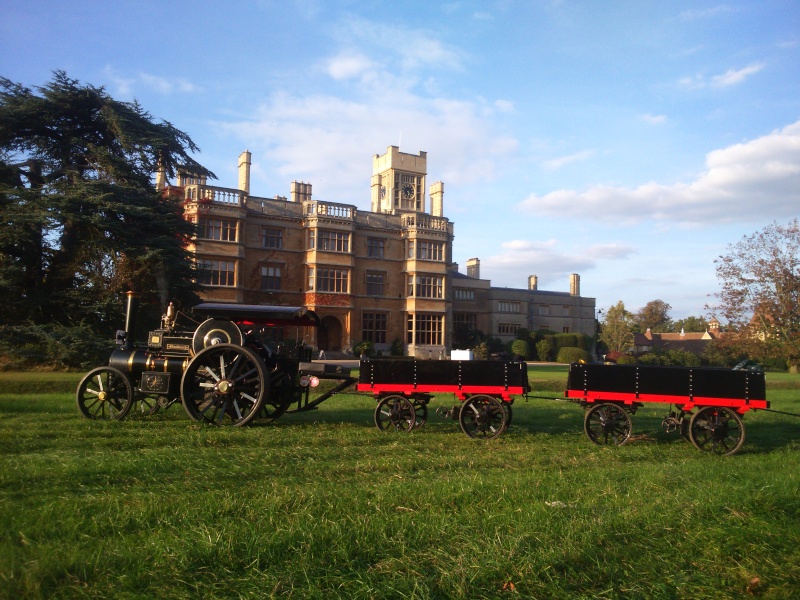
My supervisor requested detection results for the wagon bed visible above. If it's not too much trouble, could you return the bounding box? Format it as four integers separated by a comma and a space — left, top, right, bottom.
357, 359, 529, 399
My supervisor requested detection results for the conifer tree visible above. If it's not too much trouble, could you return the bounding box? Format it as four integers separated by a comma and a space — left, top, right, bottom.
0, 72, 214, 332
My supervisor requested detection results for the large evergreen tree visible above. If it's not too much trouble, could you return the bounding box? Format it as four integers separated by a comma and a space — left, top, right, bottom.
0, 72, 214, 332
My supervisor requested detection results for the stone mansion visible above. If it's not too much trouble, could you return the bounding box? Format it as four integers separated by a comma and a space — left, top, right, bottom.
161, 146, 596, 357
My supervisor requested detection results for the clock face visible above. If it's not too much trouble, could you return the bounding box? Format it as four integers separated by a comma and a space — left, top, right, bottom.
402, 184, 415, 199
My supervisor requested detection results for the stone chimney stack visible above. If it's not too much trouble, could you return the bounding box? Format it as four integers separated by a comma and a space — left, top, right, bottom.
290, 181, 312, 203
466, 258, 480, 279
570, 273, 580, 296
155, 165, 167, 191
528, 275, 538, 291
429, 181, 444, 216
238, 150, 251, 194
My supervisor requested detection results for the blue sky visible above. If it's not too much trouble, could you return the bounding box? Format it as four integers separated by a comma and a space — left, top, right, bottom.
2, 1, 798, 320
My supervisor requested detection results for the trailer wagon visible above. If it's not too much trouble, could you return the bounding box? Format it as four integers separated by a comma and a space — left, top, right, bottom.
356, 358, 530, 439
565, 362, 770, 455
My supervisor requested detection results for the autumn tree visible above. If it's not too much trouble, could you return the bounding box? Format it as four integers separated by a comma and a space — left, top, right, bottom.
711, 219, 800, 371
633, 299, 672, 332
598, 301, 634, 355
0, 72, 214, 332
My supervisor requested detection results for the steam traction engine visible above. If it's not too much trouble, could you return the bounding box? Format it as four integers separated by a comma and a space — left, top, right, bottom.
76, 293, 327, 425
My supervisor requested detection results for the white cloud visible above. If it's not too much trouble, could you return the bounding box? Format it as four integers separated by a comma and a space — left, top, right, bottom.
542, 149, 595, 171
332, 17, 464, 73
479, 239, 635, 287
102, 66, 201, 96
324, 52, 376, 80
222, 89, 517, 202
710, 63, 765, 88
517, 120, 800, 226
678, 5, 735, 21
679, 63, 764, 89
640, 113, 667, 124
494, 99, 515, 113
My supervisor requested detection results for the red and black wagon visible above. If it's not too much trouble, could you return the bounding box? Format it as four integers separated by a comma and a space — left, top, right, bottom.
565, 362, 770, 455
354, 359, 530, 439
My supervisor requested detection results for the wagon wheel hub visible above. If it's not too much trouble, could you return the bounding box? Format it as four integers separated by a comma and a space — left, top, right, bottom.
97, 391, 107, 401
216, 380, 234, 395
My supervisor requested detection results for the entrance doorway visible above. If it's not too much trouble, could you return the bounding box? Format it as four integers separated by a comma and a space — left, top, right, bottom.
317, 316, 342, 351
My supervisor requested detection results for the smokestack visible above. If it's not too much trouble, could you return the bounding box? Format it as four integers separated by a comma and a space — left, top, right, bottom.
528, 275, 538, 291
123, 291, 139, 350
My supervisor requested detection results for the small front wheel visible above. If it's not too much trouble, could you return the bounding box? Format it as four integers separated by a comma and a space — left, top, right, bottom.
584, 403, 632, 446
374, 396, 416, 432
76, 367, 134, 420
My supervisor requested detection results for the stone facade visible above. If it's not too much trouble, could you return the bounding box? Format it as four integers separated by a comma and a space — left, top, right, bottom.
166, 146, 596, 357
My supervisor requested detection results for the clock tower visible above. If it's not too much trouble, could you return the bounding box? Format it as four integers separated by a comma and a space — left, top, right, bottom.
371, 146, 431, 214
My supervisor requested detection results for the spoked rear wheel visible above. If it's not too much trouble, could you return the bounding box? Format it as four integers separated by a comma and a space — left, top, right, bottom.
584, 403, 632, 446
76, 367, 134, 420
459, 395, 508, 439
181, 344, 268, 426
374, 395, 416, 432
689, 406, 745, 456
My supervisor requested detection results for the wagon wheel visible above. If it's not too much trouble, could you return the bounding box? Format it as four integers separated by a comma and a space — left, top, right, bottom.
459, 395, 507, 439
180, 343, 268, 427
374, 396, 416, 432
76, 367, 134, 420
688, 406, 745, 456
584, 403, 632, 446
411, 398, 428, 429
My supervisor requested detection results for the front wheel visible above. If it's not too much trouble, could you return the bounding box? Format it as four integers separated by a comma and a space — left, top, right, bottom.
459, 395, 507, 439
374, 396, 416, 432
689, 406, 745, 456
584, 403, 632, 446
76, 367, 134, 420
181, 344, 268, 426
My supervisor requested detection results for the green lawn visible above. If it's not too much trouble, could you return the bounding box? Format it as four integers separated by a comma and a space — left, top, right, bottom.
1, 368, 799, 599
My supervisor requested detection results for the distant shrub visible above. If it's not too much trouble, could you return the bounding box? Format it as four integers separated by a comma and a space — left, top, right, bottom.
556, 347, 589, 364
390, 338, 404, 356
353, 340, 374, 357
511, 339, 529, 359
473, 341, 489, 360
536, 339, 553, 362
616, 355, 637, 365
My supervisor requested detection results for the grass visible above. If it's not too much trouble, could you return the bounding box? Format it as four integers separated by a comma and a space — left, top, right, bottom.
0, 367, 799, 598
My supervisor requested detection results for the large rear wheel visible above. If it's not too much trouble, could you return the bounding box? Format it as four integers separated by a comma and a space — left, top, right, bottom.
689, 406, 745, 456
181, 344, 268, 426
